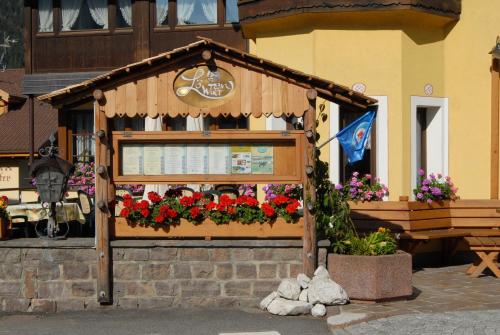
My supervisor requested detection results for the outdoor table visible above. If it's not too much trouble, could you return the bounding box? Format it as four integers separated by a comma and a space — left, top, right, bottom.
7, 202, 85, 224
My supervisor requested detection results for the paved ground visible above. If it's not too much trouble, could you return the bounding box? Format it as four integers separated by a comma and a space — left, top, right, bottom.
0, 308, 331, 335
341, 264, 500, 318
332, 310, 500, 335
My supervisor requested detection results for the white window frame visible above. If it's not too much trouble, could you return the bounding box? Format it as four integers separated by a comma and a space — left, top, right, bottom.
410, 96, 449, 194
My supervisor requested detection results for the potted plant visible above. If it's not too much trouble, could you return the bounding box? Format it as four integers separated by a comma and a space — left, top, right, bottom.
0, 195, 9, 240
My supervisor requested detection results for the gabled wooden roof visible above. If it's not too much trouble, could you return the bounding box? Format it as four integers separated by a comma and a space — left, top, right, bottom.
38, 37, 376, 113
0, 88, 26, 117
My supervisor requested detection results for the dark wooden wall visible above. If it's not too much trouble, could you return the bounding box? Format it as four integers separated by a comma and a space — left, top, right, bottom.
25, 0, 247, 73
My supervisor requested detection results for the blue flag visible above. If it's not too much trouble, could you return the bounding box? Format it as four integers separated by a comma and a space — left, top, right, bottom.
336, 109, 377, 164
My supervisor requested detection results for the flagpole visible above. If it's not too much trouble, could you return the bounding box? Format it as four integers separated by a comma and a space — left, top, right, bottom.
317, 134, 337, 150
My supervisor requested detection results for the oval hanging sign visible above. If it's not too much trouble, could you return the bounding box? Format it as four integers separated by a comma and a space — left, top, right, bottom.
173, 66, 236, 108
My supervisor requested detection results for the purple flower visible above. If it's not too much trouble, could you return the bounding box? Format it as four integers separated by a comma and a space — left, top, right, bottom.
418, 169, 425, 176
429, 173, 436, 180
421, 186, 429, 192
431, 187, 442, 196
427, 199, 433, 205
416, 193, 424, 199
422, 179, 431, 186
335, 184, 343, 190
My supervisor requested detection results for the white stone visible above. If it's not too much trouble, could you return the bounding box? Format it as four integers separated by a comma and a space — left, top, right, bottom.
313, 266, 330, 280
266, 298, 312, 316
298, 289, 308, 302
296, 273, 311, 289
327, 312, 367, 329
277, 279, 301, 300
259, 291, 278, 311
308, 277, 349, 305
311, 304, 327, 317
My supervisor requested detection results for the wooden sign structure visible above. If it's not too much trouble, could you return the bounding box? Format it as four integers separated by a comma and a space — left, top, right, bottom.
38, 37, 376, 303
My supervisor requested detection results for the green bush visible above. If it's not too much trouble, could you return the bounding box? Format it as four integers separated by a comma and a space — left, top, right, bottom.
341, 228, 397, 256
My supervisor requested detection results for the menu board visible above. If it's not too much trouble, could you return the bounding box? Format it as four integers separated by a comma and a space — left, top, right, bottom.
251, 145, 274, 174
208, 145, 231, 174
122, 145, 143, 175
143, 145, 164, 175
231, 146, 252, 174
186, 145, 209, 174
164, 145, 186, 174
121, 143, 273, 176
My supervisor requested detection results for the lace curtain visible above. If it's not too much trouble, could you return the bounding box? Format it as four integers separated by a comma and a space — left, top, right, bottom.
200, 0, 217, 24
118, 0, 132, 26
177, 0, 195, 25
61, 0, 82, 31
87, 0, 108, 28
155, 0, 169, 25
38, 0, 53, 32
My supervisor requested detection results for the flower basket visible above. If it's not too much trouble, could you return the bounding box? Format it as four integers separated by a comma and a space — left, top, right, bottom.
0, 217, 7, 240
111, 216, 304, 238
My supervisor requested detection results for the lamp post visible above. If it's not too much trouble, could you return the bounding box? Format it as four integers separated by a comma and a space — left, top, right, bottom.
31, 134, 74, 238
490, 37, 500, 199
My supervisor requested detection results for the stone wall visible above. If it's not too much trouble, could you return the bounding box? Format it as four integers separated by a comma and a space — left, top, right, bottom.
0, 239, 328, 312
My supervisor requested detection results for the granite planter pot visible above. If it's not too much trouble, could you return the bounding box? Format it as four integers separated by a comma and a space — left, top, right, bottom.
328, 251, 412, 301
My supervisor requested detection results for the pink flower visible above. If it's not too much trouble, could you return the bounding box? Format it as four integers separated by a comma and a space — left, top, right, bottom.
418, 169, 425, 176
365, 174, 372, 180
353, 172, 359, 177
427, 199, 433, 205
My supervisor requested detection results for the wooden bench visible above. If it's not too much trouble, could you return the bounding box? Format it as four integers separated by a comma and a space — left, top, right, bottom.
464, 236, 500, 278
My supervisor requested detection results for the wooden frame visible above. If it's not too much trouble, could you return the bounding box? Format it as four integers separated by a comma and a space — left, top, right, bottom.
111, 130, 304, 184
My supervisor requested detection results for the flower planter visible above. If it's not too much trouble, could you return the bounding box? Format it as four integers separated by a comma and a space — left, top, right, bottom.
111, 216, 304, 238
349, 199, 500, 232
328, 251, 412, 301
0, 217, 7, 240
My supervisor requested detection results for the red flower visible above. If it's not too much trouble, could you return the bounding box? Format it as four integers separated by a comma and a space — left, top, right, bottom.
154, 215, 165, 224
147, 191, 162, 204
216, 203, 225, 211
273, 195, 289, 206
219, 195, 235, 207
245, 197, 259, 207
122, 194, 132, 200
138, 200, 149, 210
159, 205, 170, 216
140, 208, 150, 218
286, 202, 299, 214
119, 208, 130, 217
167, 209, 178, 218
205, 202, 216, 211
193, 192, 203, 201
180, 196, 194, 207
189, 207, 202, 218
227, 207, 236, 215
262, 203, 276, 217
123, 198, 133, 208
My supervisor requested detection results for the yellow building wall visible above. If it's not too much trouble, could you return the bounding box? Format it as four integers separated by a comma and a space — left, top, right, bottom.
245, 0, 500, 200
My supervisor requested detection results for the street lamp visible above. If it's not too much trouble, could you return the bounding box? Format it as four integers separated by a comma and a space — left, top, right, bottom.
31, 134, 74, 238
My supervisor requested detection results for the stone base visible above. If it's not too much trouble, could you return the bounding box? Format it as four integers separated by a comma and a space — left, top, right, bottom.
327, 251, 412, 301
0, 239, 329, 312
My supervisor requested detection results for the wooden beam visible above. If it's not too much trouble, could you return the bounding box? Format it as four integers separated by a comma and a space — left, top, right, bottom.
302, 89, 318, 277
491, 58, 499, 199
95, 101, 112, 304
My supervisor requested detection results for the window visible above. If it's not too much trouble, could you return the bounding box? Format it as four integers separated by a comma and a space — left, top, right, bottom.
206, 116, 248, 130
113, 117, 145, 131
156, 0, 169, 26
177, 0, 217, 25
225, 0, 238, 23
116, 0, 132, 28
38, 0, 54, 32
72, 111, 95, 163
61, 0, 108, 31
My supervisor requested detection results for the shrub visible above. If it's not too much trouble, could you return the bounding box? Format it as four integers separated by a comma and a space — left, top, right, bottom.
341, 228, 397, 256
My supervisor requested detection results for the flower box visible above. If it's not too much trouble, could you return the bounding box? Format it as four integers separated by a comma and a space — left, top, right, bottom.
349, 200, 500, 233
328, 251, 413, 301
111, 216, 304, 238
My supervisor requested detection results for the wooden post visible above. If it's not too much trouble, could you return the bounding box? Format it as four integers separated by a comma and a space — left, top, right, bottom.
94, 94, 112, 304
303, 88, 317, 277
491, 57, 499, 199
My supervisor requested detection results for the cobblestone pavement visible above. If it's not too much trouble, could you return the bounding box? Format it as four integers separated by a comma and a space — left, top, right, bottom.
332, 310, 500, 335
340, 264, 500, 319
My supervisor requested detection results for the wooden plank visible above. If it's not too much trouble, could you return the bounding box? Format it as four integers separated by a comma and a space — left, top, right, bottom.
492, 58, 500, 199
272, 77, 282, 117
112, 217, 304, 238
147, 76, 158, 118
104, 89, 116, 119
115, 86, 126, 117
94, 102, 111, 304
251, 71, 262, 118
157, 73, 168, 116
136, 78, 148, 117
451, 218, 500, 228
240, 68, 252, 117
262, 74, 273, 117
125, 81, 137, 117
302, 89, 317, 277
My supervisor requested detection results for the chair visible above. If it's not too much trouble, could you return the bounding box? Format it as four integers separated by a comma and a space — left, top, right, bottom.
174, 186, 195, 197
218, 188, 239, 200
9, 215, 32, 238
77, 190, 95, 237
